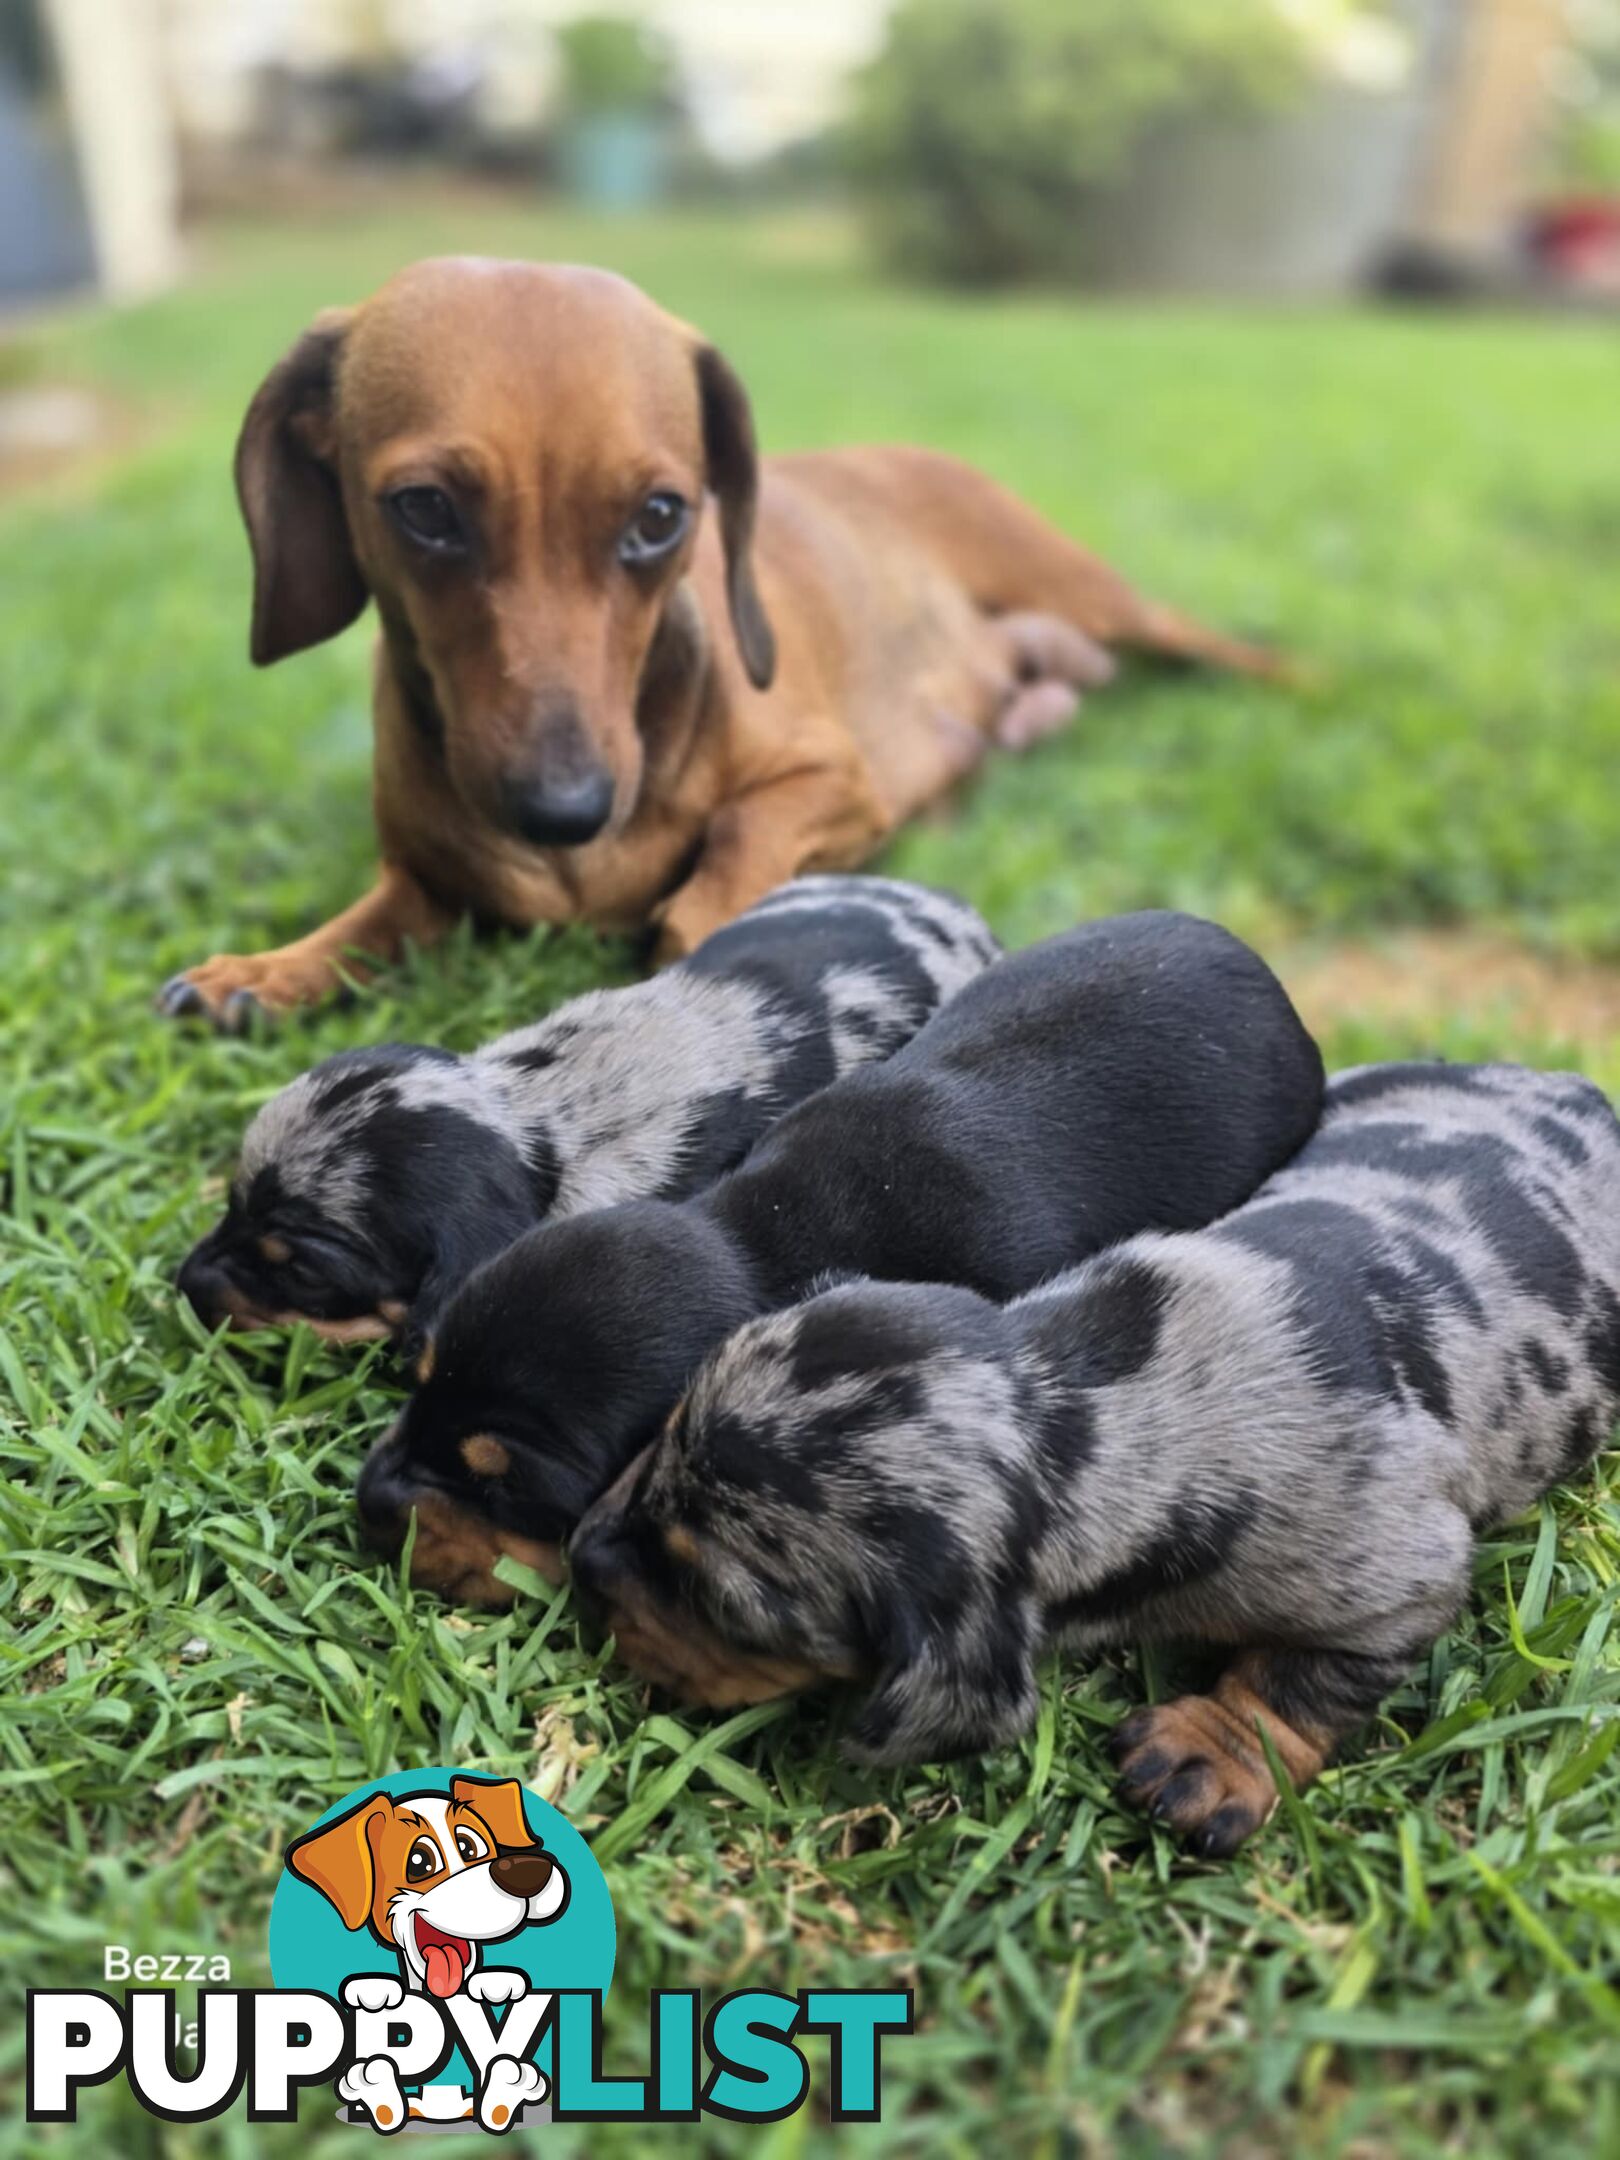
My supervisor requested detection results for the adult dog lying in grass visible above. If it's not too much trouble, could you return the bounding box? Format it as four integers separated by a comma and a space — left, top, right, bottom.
358, 911, 1324, 1603
156, 256, 1277, 1029
177, 875, 995, 1350
569, 1062, 1620, 1854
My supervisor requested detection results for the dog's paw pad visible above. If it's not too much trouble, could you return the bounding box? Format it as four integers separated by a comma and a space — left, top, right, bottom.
479, 2056, 547, 2132
467, 1967, 529, 2005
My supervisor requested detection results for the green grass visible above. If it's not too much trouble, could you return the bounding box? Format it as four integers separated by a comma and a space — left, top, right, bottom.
2, 202, 1618, 2156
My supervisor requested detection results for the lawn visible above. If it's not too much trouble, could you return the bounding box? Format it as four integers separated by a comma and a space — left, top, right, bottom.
1, 199, 1618, 2157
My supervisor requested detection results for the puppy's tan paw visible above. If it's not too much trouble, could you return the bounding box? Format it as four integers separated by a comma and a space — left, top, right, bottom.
1108, 1694, 1314, 1858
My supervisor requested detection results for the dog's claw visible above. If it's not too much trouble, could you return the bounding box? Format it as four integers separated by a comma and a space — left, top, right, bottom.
220, 987, 267, 1035
156, 975, 206, 1020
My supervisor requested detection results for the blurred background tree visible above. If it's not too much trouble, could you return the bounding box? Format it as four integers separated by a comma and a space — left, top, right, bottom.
552, 12, 677, 119
1548, 0, 1620, 188
845, 0, 1311, 284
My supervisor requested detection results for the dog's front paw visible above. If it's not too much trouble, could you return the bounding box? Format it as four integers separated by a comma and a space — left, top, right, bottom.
466, 1967, 529, 2006
478, 2055, 547, 2132
342, 1973, 406, 2013
1109, 1698, 1288, 1858
338, 2054, 408, 2133
155, 952, 291, 1033
155, 947, 350, 1031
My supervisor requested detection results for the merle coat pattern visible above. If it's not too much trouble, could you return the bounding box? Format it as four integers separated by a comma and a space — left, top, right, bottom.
361, 910, 1325, 1599
570, 1061, 1620, 1854
176, 875, 997, 1346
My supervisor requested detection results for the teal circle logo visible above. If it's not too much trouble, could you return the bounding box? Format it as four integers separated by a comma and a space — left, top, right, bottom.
268, 1769, 613, 2128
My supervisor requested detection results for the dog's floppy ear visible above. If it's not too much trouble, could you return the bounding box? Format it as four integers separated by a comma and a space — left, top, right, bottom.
693, 344, 775, 691
452, 1776, 537, 1852
843, 1586, 1040, 1767
284, 1793, 388, 1931
236, 308, 367, 666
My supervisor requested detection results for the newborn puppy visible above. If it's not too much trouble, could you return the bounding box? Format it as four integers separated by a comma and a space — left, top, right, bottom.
572, 1062, 1620, 1853
361, 910, 1324, 1602
177, 874, 997, 1346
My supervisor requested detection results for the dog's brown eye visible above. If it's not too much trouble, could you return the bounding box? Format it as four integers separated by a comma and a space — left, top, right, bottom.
389, 486, 464, 552
619, 491, 688, 566
406, 1836, 441, 1881
454, 1828, 488, 1864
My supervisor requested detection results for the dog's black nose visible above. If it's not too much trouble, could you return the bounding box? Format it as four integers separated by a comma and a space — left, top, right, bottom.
491, 1850, 554, 1900
500, 764, 614, 849
177, 1249, 228, 1326
566, 1519, 630, 1606
356, 1427, 412, 1553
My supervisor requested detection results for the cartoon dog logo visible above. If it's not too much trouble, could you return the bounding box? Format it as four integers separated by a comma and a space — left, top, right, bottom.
286, 1775, 570, 2130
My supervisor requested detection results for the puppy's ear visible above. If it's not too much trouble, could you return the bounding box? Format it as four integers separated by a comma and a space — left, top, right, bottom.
694, 345, 776, 691
284, 1794, 387, 1931
406, 1195, 540, 1358
843, 1588, 1040, 1767
236, 309, 367, 666
452, 1776, 537, 1851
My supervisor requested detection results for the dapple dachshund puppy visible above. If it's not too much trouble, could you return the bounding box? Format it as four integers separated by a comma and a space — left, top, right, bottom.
570, 1062, 1620, 1855
358, 911, 1324, 1603
156, 255, 1278, 1030
177, 874, 995, 1350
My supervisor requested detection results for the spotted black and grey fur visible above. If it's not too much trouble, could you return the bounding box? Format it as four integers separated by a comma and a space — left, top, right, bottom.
177, 875, 997, 1343
571, 1062, 1620, 1854
362, 910, 1324, 1569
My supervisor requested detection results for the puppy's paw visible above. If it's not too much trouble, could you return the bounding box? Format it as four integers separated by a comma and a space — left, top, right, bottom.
1109, 1697, 1289, 1858
154, 949, 347, 1030
466, 1967, 529, 2006
342, 1974, 405, 2014
338, 2054, 408, 2133
478, 2055, 547, 2132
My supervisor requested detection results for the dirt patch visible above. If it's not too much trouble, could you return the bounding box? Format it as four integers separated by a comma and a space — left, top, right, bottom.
0, 382, 137, 498
1284, 929, 1620, 1055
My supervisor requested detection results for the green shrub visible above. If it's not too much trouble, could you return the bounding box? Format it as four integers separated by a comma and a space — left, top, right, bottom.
553, 13, 676, 117
845, 0, 1307, 284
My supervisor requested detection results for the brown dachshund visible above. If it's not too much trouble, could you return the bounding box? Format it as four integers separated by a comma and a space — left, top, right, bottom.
159, 257, 1278, 1027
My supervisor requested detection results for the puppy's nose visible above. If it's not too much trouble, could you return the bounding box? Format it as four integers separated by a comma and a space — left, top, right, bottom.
356, 1426, 412, 1555
491, 1850, 554, 1900
177, 1249, 228, 1326
567, 1519, 630, 1607
499, 764, 614, 848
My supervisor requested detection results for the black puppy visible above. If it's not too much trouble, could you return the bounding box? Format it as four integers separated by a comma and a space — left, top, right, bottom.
569, 1062, 1620, 1853
360, 910, 1324, 1602
177, 875, 997, 1346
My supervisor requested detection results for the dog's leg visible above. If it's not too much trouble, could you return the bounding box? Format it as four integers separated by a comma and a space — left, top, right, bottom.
652, 760, 890, 962
156, 863, 456, 1032
1107, 1645, 1405, 1857
991, 612, 1117, 750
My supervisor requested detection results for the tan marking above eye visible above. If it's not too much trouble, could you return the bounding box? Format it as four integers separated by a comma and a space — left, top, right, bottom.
415, 1338, 437, 1384
663, 1524, 702, 1566
461, 1434, 511, 1478
258, 1234, 293, 1265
